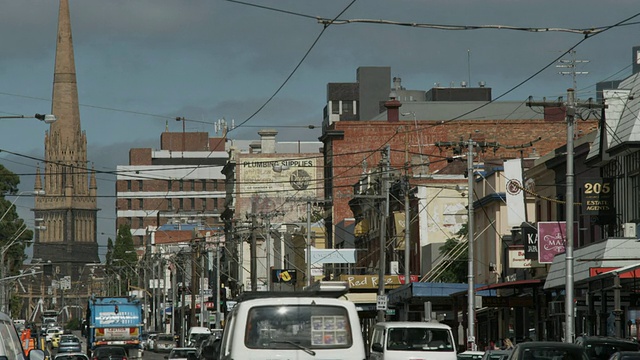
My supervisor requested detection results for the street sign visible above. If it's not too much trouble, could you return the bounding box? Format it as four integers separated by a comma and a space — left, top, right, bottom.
376, 295, 387, 310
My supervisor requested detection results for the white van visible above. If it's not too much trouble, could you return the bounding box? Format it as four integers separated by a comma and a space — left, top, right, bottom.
218, 295, 366, 360
370, 321, 457, 360
187, 326, 211, 347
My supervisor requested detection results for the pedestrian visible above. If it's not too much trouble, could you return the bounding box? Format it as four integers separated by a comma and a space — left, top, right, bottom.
503, 338, 514, 350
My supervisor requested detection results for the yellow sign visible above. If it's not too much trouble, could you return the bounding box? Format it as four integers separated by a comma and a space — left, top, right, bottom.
238, 157, 317, 198
339, 275, 405, 290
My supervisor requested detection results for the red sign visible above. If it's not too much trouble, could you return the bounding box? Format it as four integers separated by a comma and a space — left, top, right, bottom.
397, 275, 420, 284
589, 267, 640, 278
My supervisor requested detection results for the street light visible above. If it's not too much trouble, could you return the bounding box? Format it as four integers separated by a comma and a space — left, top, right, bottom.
0, 113, 57, 124
0, 190, 45, 224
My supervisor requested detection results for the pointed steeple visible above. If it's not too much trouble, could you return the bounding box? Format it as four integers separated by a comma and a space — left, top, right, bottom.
50, 0, 81, 143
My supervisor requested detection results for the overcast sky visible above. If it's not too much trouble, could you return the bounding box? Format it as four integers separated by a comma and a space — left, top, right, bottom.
1, 0, 638, 259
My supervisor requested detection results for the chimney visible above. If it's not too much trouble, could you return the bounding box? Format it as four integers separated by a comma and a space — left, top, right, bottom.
258, 129, 278, 154
385, 90, 402, 122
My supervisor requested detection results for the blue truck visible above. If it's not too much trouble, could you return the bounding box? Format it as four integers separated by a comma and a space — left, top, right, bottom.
86, 296, 144, 358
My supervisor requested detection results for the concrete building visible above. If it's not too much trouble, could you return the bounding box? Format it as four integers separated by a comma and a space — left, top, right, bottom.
33, 0, 100, 277
222, 130, 324, 294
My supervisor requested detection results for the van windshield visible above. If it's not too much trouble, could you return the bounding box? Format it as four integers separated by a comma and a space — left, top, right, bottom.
244, 305, 352, 350
386, 327, 454, 352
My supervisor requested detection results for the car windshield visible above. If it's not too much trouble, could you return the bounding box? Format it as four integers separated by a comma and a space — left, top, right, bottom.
244, 304, 353, 350
159, 334, 175, 341
55, 356, 88, 360
386, 327, 455, 351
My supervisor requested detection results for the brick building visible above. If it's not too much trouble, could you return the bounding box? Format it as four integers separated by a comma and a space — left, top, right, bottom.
115, 131, 227, 247
320, 68, 599, 279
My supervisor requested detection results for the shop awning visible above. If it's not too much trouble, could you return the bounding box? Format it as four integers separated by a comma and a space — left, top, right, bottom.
475, 279, 544, 292
544, 238, 640, 290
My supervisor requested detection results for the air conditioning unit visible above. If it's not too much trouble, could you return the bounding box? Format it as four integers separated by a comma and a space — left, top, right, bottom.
622, 223, 638, 238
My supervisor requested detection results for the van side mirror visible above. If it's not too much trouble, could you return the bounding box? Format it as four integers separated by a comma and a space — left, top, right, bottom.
372, 343, 384, 352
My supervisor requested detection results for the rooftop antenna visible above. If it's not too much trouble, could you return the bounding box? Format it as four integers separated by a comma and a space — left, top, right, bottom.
557, 50, 589, 90
467, 49, 471, 86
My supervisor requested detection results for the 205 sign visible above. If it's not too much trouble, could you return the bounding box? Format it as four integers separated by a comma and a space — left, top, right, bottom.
581, 178, 614, 216
583, 181, 611, 194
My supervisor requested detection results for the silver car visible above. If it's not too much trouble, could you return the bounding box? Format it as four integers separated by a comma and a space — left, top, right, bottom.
154, 333, 176, 353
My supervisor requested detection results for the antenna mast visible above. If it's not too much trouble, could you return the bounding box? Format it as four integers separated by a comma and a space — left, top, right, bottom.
557, 50, 589, 90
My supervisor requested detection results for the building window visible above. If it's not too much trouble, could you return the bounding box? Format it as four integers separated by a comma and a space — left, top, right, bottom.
213, 198, 218, 210
127, 199, 132, 209
191, 180, 196, 191
138, 217, 144, 228
202, 198, 207, 211
331, 100, 339, 114
127, 180, 132, 191
138, 198, 144, 209
190, 198, 195, 210
179, 180, 184, 191
168, 180, 172, 191
179, 198, 184, 210
342, 101, 353, 114
167, 198, 172, 210
201, 180, 207, 191
213, 180, 218, 190
138, 180, 143, 191
632, 174, 640, 221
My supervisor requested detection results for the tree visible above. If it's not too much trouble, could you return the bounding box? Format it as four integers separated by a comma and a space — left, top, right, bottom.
106, 224, 138, 295
434, 224, 468, 283
0, 164, 33, 277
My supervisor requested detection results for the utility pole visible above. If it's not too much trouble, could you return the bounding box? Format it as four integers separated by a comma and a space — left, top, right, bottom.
466, 138, 476, 350
249, 213, 258, 291
307, 200, 312, 288
377, 145, 390, 322
435, 137, 478, 350
527, 89, 605, 343
404, 131, 411, 284
259, 211, 284, 291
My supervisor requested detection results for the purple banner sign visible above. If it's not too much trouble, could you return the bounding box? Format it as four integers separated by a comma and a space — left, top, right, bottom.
537, 221, 567, 264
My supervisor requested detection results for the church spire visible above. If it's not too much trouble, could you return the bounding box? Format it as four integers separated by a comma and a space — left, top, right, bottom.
50, 0, 81, 143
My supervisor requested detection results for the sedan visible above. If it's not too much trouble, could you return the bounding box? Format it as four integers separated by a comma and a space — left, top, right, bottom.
608, 352, 640, 360
155, 333, 176, 353
509, 341, 589, 360
57, 335, 82, 353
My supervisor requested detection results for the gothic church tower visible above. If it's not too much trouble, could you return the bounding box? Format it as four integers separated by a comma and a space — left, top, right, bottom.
33, 0, 100, 277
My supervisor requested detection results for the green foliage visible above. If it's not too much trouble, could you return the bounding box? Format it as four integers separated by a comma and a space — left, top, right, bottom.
66, 318, 81, 330
105, 224, 138, 294
434, 223, 468, 283
0, 165, 33, 277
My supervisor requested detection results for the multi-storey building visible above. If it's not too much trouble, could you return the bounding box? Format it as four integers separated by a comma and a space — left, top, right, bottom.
115, 131, 227, 247
222, 129, 324, 293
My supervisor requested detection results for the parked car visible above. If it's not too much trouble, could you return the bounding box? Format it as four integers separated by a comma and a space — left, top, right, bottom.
197, 334, 222, 360
458, 351, 486, 360
54, 352, 89, 360
370, 321, 457, 360
147, 333, 159, 351
482, 349, 512, 360
575, 336, 640, 360
155, 333, 176, 353
509, 341, 588, 360
91, 346, 128, 360
58, 335, 82, 353
167, 347, 198, 360
608, 352, 640, 360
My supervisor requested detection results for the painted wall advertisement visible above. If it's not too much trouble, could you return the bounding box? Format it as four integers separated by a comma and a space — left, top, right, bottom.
537, 221, 578, 264
239, 157, 317, 198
